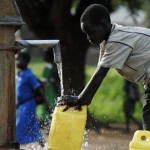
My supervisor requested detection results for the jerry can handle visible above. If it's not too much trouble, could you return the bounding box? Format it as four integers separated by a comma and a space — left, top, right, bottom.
133, 130, 150, 142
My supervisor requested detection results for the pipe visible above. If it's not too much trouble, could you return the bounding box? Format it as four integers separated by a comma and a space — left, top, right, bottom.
15, 40, 62, 63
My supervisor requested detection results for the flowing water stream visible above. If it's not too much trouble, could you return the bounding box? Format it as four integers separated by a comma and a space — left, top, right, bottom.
56, 62, 64, 96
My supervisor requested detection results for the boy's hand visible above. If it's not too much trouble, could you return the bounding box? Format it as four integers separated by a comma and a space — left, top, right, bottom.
57, 95, 79, 106
57, 95, 82, 111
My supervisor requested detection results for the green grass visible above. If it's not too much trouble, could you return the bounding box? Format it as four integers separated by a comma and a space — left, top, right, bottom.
29, 59, 143, 124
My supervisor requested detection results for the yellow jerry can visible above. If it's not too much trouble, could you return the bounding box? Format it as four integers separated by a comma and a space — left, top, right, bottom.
129, 130, 150, 150
48, 105, 87, 150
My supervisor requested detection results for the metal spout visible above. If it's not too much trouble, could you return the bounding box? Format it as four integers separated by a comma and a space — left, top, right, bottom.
15, 40, 62, 63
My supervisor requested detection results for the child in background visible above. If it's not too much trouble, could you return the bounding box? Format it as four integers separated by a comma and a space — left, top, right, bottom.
123, 80, 142, 133
36, 49, 60, 127
58, 4, 150, 131
15, 51, 44, 146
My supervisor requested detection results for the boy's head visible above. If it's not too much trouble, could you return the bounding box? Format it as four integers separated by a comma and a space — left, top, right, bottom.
80, 4, 111, 45
15, 51, 31, 70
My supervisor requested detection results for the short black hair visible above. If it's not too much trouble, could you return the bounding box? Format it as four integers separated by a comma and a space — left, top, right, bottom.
80, 4, 111, 25
18, 51, 31, 64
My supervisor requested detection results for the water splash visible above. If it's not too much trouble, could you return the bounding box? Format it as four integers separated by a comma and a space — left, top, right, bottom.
81, 130, 89, 150
20, 142, 48, 150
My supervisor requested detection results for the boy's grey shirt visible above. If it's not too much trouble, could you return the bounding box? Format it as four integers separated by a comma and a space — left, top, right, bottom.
98, 23, 150, 85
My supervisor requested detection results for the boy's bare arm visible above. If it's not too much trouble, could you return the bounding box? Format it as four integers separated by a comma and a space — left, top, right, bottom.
78, 66, 109, 105
58, 66, 110, 108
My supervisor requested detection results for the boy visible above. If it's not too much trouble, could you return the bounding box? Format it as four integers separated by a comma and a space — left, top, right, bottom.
15, 51, 44, 145
59, 4, 150, 131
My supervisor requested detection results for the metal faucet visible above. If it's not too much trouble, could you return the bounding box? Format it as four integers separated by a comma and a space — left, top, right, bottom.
15, 40, 62, 63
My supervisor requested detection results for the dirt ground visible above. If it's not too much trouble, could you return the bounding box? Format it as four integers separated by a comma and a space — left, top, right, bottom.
20, 123, 138, 150
81, 123, 137, 150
